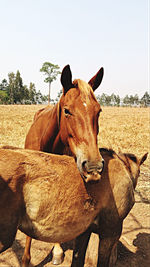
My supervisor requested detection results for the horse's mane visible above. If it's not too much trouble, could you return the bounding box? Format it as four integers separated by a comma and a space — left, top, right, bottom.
99, 148, 116, 159
100, 148, 138, 165
73, 79, 96, 100
121, 153, 137, 163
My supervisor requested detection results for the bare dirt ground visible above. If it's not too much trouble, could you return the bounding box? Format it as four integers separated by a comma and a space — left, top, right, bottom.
0, 105, 149, 267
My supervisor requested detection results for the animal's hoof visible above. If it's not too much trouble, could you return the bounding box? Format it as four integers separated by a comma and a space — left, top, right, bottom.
52, 245, 64, 265
52, 254, 64, 265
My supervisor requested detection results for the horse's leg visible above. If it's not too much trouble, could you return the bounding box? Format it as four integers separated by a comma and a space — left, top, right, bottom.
97, 235, 120, 267
52, 243, 64, 265
109, 242, 118, 267
22, 236, 32, 267
0, 226, 17, 253
71, 229, 91, 267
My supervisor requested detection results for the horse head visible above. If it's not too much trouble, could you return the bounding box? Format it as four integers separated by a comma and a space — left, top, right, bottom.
53, 65, 104, 182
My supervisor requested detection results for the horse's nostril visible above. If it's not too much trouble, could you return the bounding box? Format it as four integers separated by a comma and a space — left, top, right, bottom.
98, 159, 104, 174
82, 160, 87, 172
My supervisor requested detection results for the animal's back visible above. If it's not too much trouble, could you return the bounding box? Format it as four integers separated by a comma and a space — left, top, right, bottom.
0, 147, 99, 244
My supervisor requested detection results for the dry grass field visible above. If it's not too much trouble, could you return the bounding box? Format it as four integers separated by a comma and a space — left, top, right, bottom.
0, 105, 150, 267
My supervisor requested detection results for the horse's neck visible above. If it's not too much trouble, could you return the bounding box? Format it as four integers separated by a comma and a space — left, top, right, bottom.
41, 103, 72, 156
52, 133, 72, 156
39, 104, 59, 153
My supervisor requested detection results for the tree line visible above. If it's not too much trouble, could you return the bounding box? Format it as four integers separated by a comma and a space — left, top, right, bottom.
96, 92, 150, 107
0, 70, 47, 104
54, 90, 150, 107
0, 62, 60, 105
0, 61, 149, 107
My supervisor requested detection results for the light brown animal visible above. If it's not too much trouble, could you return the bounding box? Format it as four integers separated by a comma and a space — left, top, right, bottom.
24, 64, 104, 266
0, 147, 147, 267
70, 148, 148, 267
0, 146, 104, 259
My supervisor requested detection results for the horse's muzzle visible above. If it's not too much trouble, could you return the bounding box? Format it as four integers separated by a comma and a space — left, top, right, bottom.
80, 159, 104, 183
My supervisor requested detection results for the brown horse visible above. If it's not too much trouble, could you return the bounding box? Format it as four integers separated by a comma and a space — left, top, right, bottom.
0, 147, 112, 258
25, 64, 104, 182
23, 64, 104, 266
70, 148, 148, 267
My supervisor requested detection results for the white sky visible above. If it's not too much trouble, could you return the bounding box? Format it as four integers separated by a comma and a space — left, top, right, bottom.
0, 0, 149, 99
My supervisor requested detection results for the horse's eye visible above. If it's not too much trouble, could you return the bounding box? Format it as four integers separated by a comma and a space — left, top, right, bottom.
64, 108, 72, 116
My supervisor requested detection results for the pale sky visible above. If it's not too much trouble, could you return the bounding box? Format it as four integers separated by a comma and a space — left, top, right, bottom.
0, 0, 149, 100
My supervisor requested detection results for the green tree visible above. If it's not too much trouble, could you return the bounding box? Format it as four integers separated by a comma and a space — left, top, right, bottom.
0, 90, 8, 104
8, 72, 15, 104
129, 95, 135, 106
140, 92, 150, 107
105, 95, 112, 106
7, 71, 27, 103
123, 95, 130, 106
28, 82, 36, 104
0, 71, 48, 104
14, 70, 25, 103
55, 89, 62, 103
97, 93, 107, 106
0, 79, 9, 103
115, 95, 120, 106
40, 62, 61, 104
133, 94, 139, 106
110, 93, 120, 106
0, 79, 8, 91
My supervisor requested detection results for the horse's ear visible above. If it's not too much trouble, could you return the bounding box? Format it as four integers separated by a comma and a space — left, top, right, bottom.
140, 153, 148, 166
88, 67, 104, 91
61, 65, 74, 95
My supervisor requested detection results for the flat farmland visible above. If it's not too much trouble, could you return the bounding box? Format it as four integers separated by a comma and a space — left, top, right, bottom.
0, 105, 150, 267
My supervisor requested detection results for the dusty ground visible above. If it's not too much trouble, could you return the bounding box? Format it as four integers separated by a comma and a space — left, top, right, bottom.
0, 105, 150, 267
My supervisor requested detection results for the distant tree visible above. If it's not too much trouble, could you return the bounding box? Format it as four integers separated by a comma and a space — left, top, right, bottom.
25, 83, 47, 104
129, 95, 135, 106
55, 89, 62, 103
8, 72, 15, 104
40, 62, 61, 104
97, 93, 107, 106
0, 90, 8, 104
123, 95, 130, 106
35, 90, 44, 104
140, 91, 150, 107
105, 95, 111, 106
0, 71, 47, 104
133, 94, 139, 106
0, 79, 9, 103
7, 71, 27, 103
115, 95, 120, 106
28, 82, 36, 104
41, 94, 48, 103
14, 70, 25, 103
110, 93, 120, 106
0, 79, 8, 91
